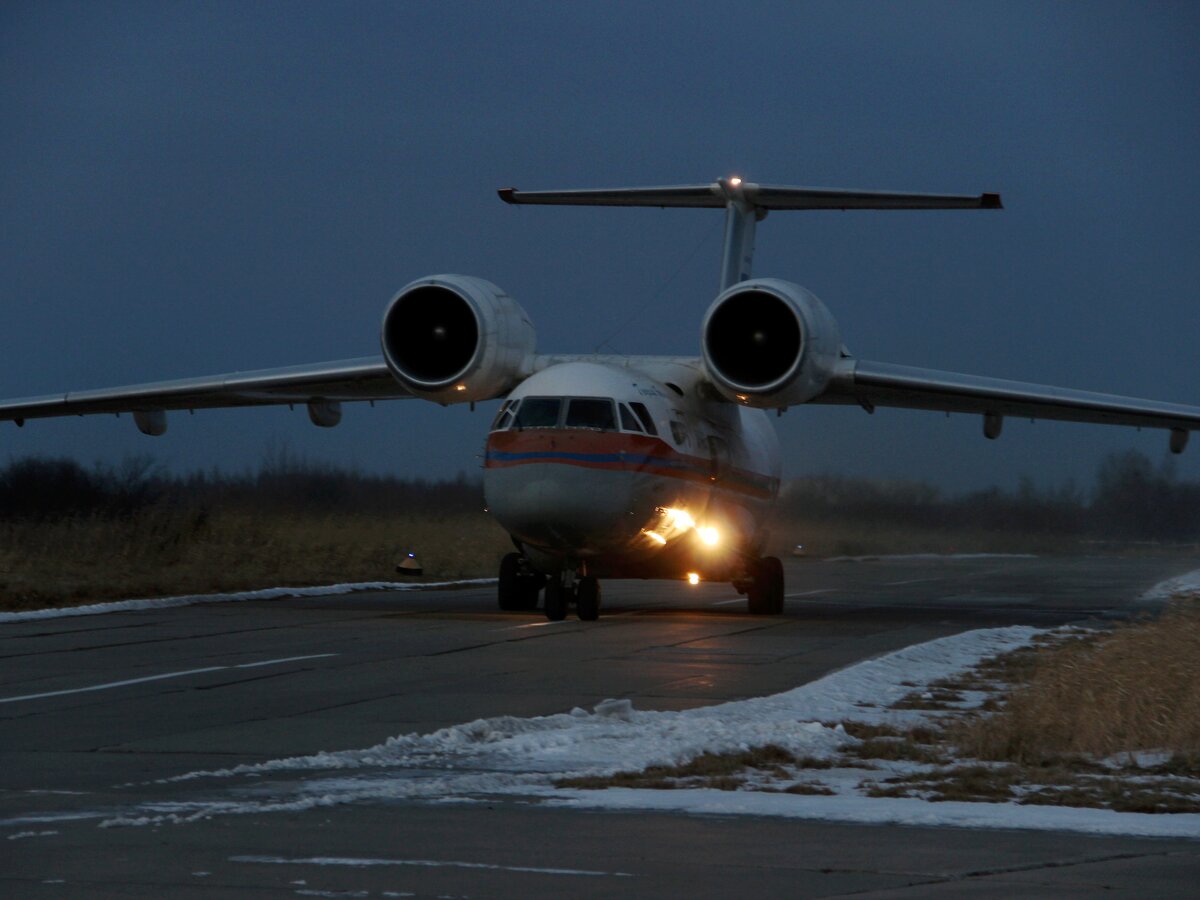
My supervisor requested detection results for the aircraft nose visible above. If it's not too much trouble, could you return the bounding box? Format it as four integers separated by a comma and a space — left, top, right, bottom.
484, 465, 637, 555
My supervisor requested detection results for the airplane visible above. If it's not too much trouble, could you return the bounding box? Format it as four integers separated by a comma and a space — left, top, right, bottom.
5, 177, 1200, 622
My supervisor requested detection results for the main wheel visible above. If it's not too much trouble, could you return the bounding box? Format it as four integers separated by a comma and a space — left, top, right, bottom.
576, 575, 601, 621
518, 572, 545, 610
747, 556, 785, 615
764, 555, 785, 615
497, 552, 522, 611
544, 579, 568, 621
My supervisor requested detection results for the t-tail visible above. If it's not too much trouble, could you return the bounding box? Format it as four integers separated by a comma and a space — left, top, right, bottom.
499, 178, 1002, 291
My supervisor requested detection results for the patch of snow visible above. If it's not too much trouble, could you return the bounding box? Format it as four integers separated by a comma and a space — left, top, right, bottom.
1140, 567, 1200, 604
0, 579, 497, 624
826, 553, 1037, 563
544, 786, 1200, 839
6, 830, 58, 840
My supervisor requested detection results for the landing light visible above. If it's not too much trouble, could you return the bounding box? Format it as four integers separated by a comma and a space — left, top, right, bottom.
643, 530, 667, 546
729, 176, 742, 187
697, 526, 719, 546
454, 384, 467, 392
687, 572, 701, 585
661, 507, 695, 531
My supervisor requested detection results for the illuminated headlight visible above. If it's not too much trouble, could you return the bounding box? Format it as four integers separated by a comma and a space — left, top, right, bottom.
661, 507, 696, 531
697, 526, 719, 546
686, 572, 701, 585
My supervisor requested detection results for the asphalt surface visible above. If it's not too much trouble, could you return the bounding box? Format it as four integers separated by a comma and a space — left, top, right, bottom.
3, 554, 1200, 897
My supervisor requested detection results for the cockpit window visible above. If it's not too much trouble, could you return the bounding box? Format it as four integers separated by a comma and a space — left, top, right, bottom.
490, 399, 519, 432
513, 398, 561, 429
629, 401, 658, 436
565, 398, 616, 431
619, 403, 643, 433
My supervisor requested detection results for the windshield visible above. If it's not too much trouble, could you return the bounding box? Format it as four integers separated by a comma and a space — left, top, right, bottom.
564, 398, 616, 431
512, 398, 561, 428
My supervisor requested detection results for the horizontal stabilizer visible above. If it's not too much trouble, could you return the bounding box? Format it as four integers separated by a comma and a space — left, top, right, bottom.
499, 180, 1001, 211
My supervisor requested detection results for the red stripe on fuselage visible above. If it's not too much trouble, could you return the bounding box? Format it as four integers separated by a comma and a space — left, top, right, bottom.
484, 430, 777, 500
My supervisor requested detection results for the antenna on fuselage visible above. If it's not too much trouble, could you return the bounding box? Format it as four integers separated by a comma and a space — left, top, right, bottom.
498, 179, 1002, 292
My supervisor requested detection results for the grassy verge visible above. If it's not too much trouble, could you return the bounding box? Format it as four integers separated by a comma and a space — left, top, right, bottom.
953, 603, 1200, 762
552, 600, 1200, 813
0, 506, 512, 612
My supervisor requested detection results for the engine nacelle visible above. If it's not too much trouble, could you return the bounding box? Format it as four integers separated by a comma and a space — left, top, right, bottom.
381, 275, 536, 404
701, 278, 842, 408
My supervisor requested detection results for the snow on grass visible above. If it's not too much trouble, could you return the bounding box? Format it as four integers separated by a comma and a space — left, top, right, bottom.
1140, 568, 1200, 604
0, 579, 498, 624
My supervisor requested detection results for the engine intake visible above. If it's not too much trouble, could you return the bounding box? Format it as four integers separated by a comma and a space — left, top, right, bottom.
701, 278, 842, 408
381, 275, 535, 403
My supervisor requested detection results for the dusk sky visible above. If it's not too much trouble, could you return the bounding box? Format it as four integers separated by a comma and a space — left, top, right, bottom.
2, 1, 1198, 492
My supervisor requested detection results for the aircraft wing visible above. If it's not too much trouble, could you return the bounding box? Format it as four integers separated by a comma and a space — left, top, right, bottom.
0, 356, 407, 427
815, 358, 1200, 438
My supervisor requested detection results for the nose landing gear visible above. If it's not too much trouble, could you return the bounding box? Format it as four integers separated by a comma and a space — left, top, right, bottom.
543, 567, 601, 622
499, 553, 603, 621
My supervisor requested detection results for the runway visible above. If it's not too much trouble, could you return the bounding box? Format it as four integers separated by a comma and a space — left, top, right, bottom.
3, 555, 1200, 897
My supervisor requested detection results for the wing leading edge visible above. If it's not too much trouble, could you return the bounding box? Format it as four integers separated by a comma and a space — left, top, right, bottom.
0, 357, 407, 426
816, 358, 1200, 448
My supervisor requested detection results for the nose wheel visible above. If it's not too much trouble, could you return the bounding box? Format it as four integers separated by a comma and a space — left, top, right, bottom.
542, 571, 602, 621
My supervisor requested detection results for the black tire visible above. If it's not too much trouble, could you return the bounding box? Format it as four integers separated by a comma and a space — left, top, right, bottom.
518, 573, 544, 611
764, 555, 785, 615
747, 557, 785, 615
498, 552, 522, 611
576, 575, 601, 621
544, 579, 568, 621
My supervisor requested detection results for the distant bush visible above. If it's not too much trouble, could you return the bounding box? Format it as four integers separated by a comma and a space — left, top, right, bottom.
777, 450, 1200, 546
0, 452, 484, 522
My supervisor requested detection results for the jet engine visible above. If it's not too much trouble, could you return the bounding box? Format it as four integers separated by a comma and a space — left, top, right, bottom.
700, 278, 842, 408
381, 275, 536, 404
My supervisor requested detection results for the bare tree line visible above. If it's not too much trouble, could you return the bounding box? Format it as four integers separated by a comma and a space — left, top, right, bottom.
1, 449, 1197, 541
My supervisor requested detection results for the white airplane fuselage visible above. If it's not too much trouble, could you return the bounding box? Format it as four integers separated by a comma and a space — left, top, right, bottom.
483, 359, 781, 582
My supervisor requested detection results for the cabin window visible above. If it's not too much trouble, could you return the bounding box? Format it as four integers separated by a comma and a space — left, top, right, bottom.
629, 401, 658, 436
619, 403, 644, 433
513, 398, 561, 429
564, 398, 616, 431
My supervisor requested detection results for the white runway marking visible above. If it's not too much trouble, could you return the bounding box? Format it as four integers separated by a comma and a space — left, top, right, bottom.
230, 854, 635, 877
710, 598, 746, 606
884, 578, 943, 586
0, 654, 337, 705
502, 620, 569, 630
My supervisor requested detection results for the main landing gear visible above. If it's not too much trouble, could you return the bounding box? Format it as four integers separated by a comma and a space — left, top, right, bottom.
497, 552, 543, 611
743, 556, 785, 615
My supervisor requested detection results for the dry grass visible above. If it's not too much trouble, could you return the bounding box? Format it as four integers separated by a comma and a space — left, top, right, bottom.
0, 506, 512, 611
953, 603, 1200, 764
554, 745, 822, 792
